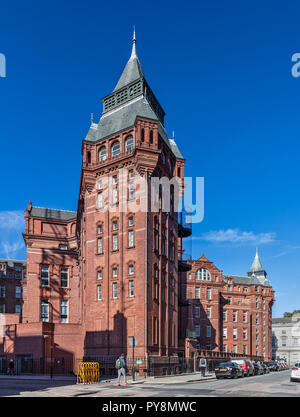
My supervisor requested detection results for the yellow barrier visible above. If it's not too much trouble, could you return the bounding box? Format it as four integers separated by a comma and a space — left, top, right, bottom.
77, 362, 100, 384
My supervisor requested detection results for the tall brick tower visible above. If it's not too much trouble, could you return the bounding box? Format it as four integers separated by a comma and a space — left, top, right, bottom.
77, 31, 185, 359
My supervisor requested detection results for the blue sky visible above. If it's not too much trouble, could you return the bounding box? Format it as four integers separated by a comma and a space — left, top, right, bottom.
0, 0, 300, 317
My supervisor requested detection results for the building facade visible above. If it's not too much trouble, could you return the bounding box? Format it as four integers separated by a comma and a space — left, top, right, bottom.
0, 259, 26, 314
0, 34, 275, 373
179, 250, 275, 360
272, 315, 300, 366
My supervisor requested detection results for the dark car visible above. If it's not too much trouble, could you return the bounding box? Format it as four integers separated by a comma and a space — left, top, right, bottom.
267, 362, 279, 372
261, 363, 270, 374
215, 362, 244, 379
252, 362, 264, 375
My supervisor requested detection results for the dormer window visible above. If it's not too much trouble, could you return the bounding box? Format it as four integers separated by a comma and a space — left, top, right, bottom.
125, 136, 134, 152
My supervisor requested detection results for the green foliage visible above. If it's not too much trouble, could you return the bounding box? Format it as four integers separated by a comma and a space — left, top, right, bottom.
283, 310, 300, 317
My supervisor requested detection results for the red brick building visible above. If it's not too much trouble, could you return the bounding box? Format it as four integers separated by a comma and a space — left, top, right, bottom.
0, 34, 275, 374
179, 250, 275, 360
0, 259, 26, 314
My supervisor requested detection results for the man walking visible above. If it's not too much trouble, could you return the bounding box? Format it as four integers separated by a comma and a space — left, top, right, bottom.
8, 359, 14, 376
199, 357, 207, 377
116, 353, 128, 386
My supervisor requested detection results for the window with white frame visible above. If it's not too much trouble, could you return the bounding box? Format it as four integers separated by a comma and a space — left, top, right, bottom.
97, 237, 103, 254
223, 310, 227, 321
128, 216, 134, 227
60, 268, 69, 288
111, 141, 120, 157
195, 268, 211, 281
60, 300, 68, 323
243, 345, 247, 354
41, 300, 49, 322
99, 146, 106, 162
243, 328, 247, 340
243, 287, 248, 293
128, 230, 134, 247
129, 280, 134, 297
233, 311, 237, 322
129, 264, 134, 275
223, 327, 227, 338
243, 311, 247, 323
112, 234, 118, 251
41, 266, 49, 287
128, 181, 134, 200
112, 282, 118, 299
97, 270, 102, 280
112, 267, 118, 278
97, 192, 103, 209
207, 306, 211, 318
15, 286, 21, 298
233, 328, 237, 339
233, 345, 237, 353
125, 136, 134, 152
112, 220, 118, 231
195, 287, 200, 299
97, 224, 103, 234
206, 288, 212, 300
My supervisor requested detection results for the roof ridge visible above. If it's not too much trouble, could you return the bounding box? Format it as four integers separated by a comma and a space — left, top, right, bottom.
32, 206, 76, 213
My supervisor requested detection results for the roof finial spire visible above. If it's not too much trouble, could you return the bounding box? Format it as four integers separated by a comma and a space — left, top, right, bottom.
172, 129, 175, 140
130, 25, 137, 59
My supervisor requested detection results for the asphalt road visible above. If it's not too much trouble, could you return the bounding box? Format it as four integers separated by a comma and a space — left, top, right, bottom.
0, 370, 298, 397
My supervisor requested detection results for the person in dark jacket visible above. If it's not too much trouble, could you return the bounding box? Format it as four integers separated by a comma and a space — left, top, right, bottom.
116, 353, 128, 386
8, 359, 14, 376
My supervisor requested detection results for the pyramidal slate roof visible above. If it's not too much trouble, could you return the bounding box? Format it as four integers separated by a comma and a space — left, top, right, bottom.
84, 32, 184, 160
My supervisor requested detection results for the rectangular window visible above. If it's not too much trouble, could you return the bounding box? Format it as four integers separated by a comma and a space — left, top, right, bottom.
195, 325, 200, 337
60, 268, 69, 288
112, 221, 118, 231
223, 310, 227, 321
207, 306, 211, 319
233, 345, 237, 353
97, 285, 102, 301
243, 287, 248, 293
0, 286, 5, 298
161, 286, 165, 302
128, 182, 134, 200
60, 300, 68, 323
128, 230, 134, 247
97, 270, 102, 280
223, 328, 227, 338
97, 237, 103, 254
41, 266, 49, 287
0, 304, 5, 313
243, 345, 247, 354
129, 280, 134, 297
243, 312, 247, 323
233, 328, 237, 340
233, 311, 237, 322
129, 169, 134, 180
98, 224, 103, 234
112, 267, 118, 278
15, 286, 21, 298
112, 282, 117, 299
15, 305, 21, 314
112, 234, 118, 251
129, 265, 134, 275
97, 192, 103, 209
243, 328, 247, 340
41, 300, 49, 322
223, 345, 227, 352
206, 325, 211, 337
112, 181, 118, 204
207, 288, 211, 300
195, 287, 200, 299
195, 306, 200, 318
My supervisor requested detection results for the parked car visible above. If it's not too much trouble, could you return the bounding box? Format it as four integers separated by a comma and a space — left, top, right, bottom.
267, 362, 279, 371
261, 363, 270, 374
290, 363, 300, 382
215, 362, 244, 379
252, 362, 264, 375
232, 358, 254, 376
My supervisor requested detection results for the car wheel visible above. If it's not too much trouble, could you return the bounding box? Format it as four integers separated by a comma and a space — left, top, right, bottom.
216, 376, 220, 379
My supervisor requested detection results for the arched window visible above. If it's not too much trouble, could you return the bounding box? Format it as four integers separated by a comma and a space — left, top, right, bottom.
195, 268, 211, 281
125, 136, 134, 152
111, 141, 120, 157
99, 146, 106, 162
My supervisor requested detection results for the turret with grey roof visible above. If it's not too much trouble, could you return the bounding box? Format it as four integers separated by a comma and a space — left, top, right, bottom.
84, 30, 184, 160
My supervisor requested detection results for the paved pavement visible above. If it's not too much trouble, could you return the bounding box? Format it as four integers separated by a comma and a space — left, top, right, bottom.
0, 370, 297, 397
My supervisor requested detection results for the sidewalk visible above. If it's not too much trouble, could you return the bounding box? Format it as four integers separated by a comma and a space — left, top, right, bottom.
143, 372, 215, 384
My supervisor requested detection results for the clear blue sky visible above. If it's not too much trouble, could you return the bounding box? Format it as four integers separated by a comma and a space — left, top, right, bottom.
0, 0, 300, 317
